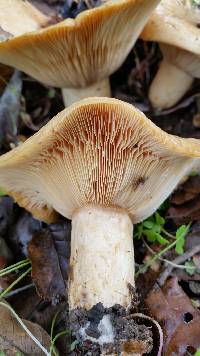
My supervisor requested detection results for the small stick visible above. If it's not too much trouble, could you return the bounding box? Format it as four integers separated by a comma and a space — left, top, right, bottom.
5, 283, 34, 298
157, 244, 200, 286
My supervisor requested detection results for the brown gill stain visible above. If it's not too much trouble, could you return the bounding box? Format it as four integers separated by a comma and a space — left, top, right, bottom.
132, 176, 148, 190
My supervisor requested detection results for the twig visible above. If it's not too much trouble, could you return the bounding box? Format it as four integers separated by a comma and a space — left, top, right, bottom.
158, 244, 200, 286
5, 283, 34, 298
0, 267, 32, 299
136, 238, 178, 277
142, 238, 196, 269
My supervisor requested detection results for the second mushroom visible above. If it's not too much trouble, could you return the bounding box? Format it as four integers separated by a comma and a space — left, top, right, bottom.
141, 0, 200, 109
0, 0, 160, 106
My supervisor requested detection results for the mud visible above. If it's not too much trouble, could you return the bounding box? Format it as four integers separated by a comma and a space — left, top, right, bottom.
69, 302, 153, 355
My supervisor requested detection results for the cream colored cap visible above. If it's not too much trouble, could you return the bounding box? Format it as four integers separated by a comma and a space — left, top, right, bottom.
0, 0, 48, 39
141, 0, 200, 56
0, 97, 200, 223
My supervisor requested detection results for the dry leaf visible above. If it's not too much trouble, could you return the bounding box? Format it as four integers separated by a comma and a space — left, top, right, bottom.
28, 222, 70, 302
0, 302, 51, 355
168, 176, 200, 224
145, 277, 200, 355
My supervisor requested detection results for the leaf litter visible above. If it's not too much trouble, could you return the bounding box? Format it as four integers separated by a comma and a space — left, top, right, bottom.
0, 301, 51, 355
145, 278, 200, 355
28, 221, 71, 303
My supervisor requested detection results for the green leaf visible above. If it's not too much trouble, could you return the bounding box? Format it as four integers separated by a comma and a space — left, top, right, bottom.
143, 218, 161, 233
191, 0, 200, 7
135, 224, 143, 239
143, 230, 168, 244
151, 223, 161, 233
143, 229, 157, 242
189, 170, 198, 176
143, 220, 155, 229
175, 224, 189, 255
0, 187, 6, 196
195, 349, 200, 356
175, 238, 185, 255
155, 212, 165, 227
47, 88, 56, 99
185, 261, 196, 276
156, 234, 169, 245
176, 225, 188, 239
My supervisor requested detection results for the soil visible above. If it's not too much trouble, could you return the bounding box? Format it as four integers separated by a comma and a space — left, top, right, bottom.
69, 303, 153, 355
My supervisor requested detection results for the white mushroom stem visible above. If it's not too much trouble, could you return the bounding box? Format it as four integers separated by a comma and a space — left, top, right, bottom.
149, 59, 193, 109
62, 78, 111, 107
69, 206, 135, 311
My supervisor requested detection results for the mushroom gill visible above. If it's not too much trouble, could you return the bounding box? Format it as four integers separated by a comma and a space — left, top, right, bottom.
0, 0, 160, 105
0, 97, 199, 223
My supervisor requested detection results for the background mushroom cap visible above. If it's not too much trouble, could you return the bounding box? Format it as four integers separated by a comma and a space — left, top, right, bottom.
140, 0, 200, 56
160, 44, 200, 78
0, 0, 48, 39
0, 0, 160, 88
0, 97, 200, 223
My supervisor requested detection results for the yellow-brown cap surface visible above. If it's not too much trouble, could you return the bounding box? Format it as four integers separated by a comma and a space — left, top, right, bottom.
0, 97, 200, 223
0, 0, 160, 88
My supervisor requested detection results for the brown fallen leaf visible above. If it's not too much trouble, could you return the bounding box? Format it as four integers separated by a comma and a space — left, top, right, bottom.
28, 222, 70, 303
171, 176, 200, 205
0, 301, 51, 355
168, 175, 200, 224
145, 277, 200, 355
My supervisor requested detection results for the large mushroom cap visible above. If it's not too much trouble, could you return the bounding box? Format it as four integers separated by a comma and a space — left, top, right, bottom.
0, 97, 200, 223
0, 0, 160, 88
141, 0, 200, 56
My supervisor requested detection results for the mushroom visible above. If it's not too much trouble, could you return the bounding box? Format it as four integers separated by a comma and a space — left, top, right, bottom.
0, 0, 160, 106
0, 97, 200, 350
0, 0, 49, 39
140, 0, 200, 109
